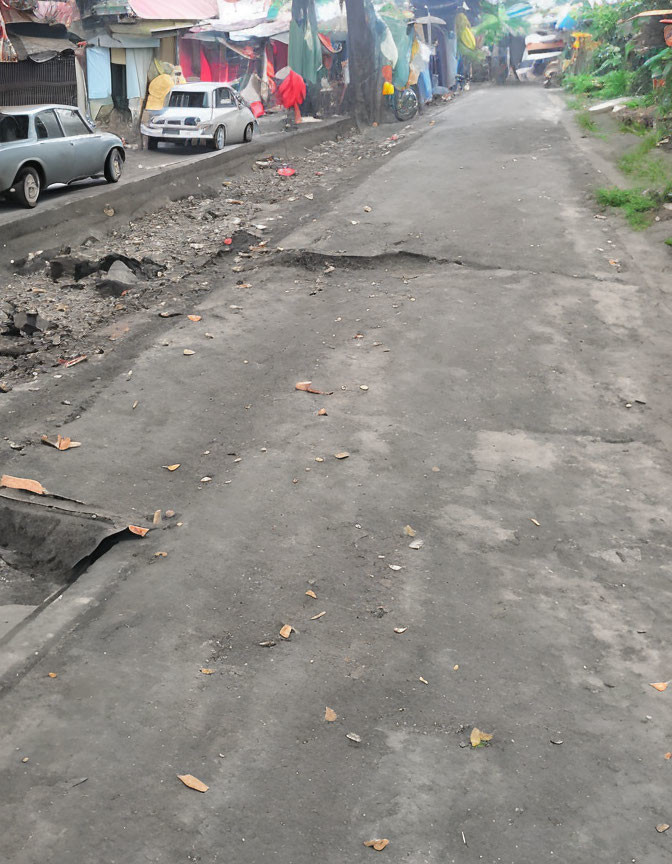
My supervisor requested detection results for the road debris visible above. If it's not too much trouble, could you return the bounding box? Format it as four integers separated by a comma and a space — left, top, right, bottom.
388, 564, 402, 571
279, 624, 293, 639
187, 315, 202, 322
183, 349, 196, 356
334, 452, 350, 459
419, 676, 429, 685
325, 706, 337, 722
200, 668, 215, 675
41, 435, 81, 451
163, 464, 180, 471
296, 380, 333, 395
408, 539, 424, 550
364, 839, 389, 851
394, 627, 408, 634
305, 590, 318, 598
656, 824, 670, 833
403, 525, 416, 537
311, 611, 327, 620
177, 774, 209, 793
259, 640, 276, 647
1, 474, 46, 495
346, 732, 362, 743
650, 682, 669, 692
128, 525, 149, 537
530, 518, 540, 526
470, 728, 493, 747
317, 408, 328, 416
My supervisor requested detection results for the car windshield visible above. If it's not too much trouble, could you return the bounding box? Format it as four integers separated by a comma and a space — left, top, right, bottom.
0, 113, 29, 143
169, 91, 209, 108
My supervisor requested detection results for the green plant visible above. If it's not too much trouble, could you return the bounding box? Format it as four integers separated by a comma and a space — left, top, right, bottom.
577, 111, 598, 132
595, 186, 659, 229
473, 0, 528, 44
601, 69, 634, 98
665, 237, 672, 247
564, 73, 600, 94
618, 133, 672, 185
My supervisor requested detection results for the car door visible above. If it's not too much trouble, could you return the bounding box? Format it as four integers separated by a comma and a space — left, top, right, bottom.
214, 87, 239, 140
53, 108, 102, 180
33, 109, 72, 185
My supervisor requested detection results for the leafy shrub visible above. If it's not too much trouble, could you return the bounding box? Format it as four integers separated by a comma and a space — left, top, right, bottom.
600, 69, 635, 98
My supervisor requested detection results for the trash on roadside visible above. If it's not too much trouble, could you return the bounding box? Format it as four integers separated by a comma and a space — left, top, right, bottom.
317, 408, 328, 416
128, 525, 149, 537
656, 824, 670, 833
470, 727, 493, 747
279, 624, 293, 639
259, 640, 276, 647
388, 564, 402, 571
200, 668, 215, 675
394, 627, 407, 634
419, 676, 429, 685
403, 525, 416, 537
305, 590, 317, 598
334, 452, 349, 459
41, 434, 81, 451
296, 380, 333, 395
58, 355, 87, 368
325, 706, 337, 722
163, 464, 180, 471
364, 839, 389, 851
346, 732, 362, 743
187, 315, 202, 322
311, 610, 326, 620
650, 681, 669, 691
277, 167, 296, 177
183, 349, 196, 356
408, 539, 424, 550
177, 774, 209, 793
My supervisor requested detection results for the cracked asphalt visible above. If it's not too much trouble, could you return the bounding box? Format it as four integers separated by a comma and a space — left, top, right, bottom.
2, 85, 672, 864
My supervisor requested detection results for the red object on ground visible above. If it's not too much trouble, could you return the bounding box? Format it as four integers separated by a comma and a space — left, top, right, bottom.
249, 100, 265, 118
277, 167, 296, 177
223, 238, 233, 245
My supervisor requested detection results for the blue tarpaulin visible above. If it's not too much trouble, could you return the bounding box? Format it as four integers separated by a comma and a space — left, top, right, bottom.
86, 46, 112, 100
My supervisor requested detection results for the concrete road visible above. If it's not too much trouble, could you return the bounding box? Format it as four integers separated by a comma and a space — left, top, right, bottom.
2, 86, 672, 864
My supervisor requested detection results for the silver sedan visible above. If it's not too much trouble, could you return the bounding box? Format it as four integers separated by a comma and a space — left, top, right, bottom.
0, 105, 125, 208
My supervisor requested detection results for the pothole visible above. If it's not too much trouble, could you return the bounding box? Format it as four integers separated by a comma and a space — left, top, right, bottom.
0, 492, 144, 641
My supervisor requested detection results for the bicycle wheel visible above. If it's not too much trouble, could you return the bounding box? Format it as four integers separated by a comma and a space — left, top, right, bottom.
394, 88, 419, 122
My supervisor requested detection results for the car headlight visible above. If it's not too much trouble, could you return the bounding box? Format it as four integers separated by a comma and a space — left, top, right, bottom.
153, 118, 165, 125
184, 117, 201, 127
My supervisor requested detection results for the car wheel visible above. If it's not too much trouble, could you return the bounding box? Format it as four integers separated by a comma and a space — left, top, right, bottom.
244, 122, 254, 143
104, 149, 124, 184
10, 167, 41, 209
147, 137, 158, 151
211, 125, 226, 151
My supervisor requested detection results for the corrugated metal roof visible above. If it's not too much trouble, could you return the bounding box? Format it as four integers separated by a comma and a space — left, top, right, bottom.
129, 0, 218, 20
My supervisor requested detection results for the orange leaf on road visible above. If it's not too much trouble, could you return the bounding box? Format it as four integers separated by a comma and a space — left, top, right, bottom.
650, 682, 669, 692
128, 525, 149, 537
1, 474, 45, 495
187, 315, 202, 322
296, 381, 333, 395
325, 706, 337, 722
279, 624, 293, 639
177, 774, 209, 792
364, 839, 389, 851
305, 590, 317, 599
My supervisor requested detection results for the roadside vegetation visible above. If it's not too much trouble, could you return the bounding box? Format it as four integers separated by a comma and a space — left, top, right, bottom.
560, 1, 672, 236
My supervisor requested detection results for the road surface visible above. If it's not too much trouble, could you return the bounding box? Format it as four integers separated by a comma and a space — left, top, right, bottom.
1, 86, 672, 864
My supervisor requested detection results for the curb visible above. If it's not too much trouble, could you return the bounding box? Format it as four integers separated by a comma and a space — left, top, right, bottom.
0, 116, 355, 272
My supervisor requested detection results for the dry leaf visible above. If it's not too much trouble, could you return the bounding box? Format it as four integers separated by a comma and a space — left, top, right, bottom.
657, 824, 670, 833
41, 435, 81, 451
177, 774, 208, 793
364, 839, 389, 851
128, 525, 149, 537
48, 672, 57, 678
296, 381, 333, 395
163, 464, 180, 471
1, 474, 46, 495
58, 354, 87, 368
279, 624, 293, 639
187, 315, 202, 322
305, 590, 317, 599
470, 727, 493, 747
311, 611, 326, 620
419, 676, 429, 685
334, 452, 350, 460
388, 564, 402, 571
666, 753, 672, 760
650, 682, 669, 692
200, 668, 215, 675
183, 349, 196, 356
408, 539, 424, 550
325, 706, 337, 722
394, 627, 407, 634
317, 408, 328, 416
530, 518, 540, 527
403, 525, 416, 537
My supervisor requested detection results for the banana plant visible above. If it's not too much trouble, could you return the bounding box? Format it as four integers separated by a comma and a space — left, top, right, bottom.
473, 0, 529, 44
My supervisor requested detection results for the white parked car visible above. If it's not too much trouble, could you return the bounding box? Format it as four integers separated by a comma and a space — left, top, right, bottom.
141, 82, 256, 151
